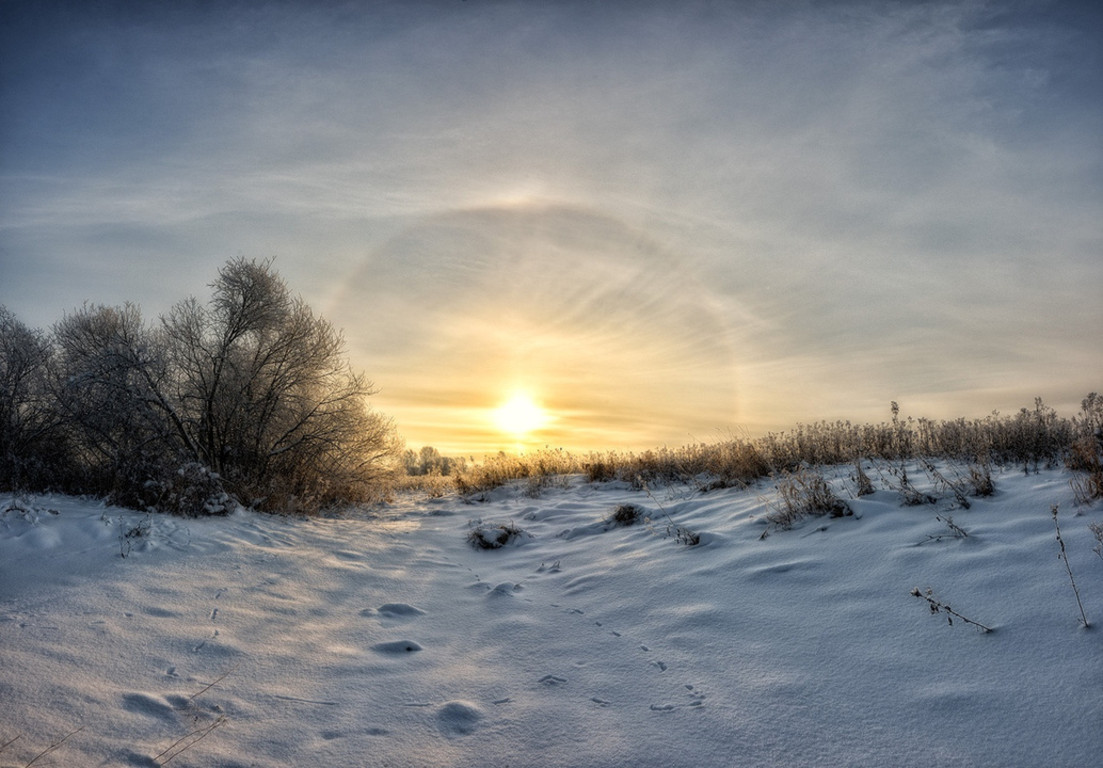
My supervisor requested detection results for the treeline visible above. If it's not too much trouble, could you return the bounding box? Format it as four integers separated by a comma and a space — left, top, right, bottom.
0, 258, 401, 514
401, 445, 467, 477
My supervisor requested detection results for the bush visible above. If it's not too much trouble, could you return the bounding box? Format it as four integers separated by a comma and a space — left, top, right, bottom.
1067, 393, 1103, 503
0, 259, 401, 514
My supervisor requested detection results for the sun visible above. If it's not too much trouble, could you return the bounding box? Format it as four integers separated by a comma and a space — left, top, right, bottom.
493, 392, 548, 437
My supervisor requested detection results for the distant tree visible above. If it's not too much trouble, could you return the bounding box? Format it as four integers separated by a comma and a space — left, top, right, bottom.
419, 445, 443, 474
0, 307, 60, 490
402, 445, 464, 477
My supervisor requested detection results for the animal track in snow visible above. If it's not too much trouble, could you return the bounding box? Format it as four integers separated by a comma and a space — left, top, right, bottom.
542, 599, 708, 713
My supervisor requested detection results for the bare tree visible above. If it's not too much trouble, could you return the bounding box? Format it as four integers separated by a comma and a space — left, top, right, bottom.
0, 307, 59, 490
4, 259, 398, 513
50, 303, 182, 502
161, 258, 399, 510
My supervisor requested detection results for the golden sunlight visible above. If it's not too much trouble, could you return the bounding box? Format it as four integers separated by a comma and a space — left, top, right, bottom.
493, 392, 548, 437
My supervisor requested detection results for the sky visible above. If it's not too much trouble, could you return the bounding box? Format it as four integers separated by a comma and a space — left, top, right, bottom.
1, 0, 1101, 456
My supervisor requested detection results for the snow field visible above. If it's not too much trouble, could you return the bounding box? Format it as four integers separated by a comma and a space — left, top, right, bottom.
1, 466, 1101, 767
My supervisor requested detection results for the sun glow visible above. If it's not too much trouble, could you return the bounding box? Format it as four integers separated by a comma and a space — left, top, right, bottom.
493, 392, 548, 437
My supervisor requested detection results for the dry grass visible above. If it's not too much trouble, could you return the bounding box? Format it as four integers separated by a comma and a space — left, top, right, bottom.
422, 394, 1101, 501
766, 467, 851, 530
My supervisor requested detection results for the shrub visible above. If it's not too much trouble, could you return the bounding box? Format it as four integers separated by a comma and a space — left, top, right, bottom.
3, 260, 401, 514
154, 463, 234, 517
1066, 394, 1102, 503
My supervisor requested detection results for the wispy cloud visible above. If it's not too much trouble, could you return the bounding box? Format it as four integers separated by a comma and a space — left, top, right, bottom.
1, 0, 1099, 452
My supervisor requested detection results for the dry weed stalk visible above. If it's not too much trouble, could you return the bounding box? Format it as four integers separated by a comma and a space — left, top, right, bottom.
154, 716, 227, 766
923, 514, 969, 544
150, 665, 235, 765
22, 725, 86, 767
640, 480, 700, 545
1051, 505, 1091, 628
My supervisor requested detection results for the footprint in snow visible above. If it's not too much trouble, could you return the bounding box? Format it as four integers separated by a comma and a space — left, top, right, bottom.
437, 700, 483, 736
122, 692, 177, 722
650, 685, 707, 712
370, 640, 423, 653
377, 603, 427, 618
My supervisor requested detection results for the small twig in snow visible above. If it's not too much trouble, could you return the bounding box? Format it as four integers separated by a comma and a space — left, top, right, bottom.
911, 587, 993, 633
23, 725, 85, 767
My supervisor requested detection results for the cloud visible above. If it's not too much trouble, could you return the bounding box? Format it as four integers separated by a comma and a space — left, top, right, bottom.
1, 0, 1099, 450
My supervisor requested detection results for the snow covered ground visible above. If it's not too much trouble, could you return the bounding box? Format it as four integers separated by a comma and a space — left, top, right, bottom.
2, 466, 1101, 767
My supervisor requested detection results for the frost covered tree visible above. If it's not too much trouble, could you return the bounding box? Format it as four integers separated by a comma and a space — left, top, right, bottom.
51, 302, 178, 502
0, 307, 60, 490
160, 258, 400, 510
20, 258, 398, 513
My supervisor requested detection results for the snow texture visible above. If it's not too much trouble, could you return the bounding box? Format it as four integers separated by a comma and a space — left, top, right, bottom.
1, 466, 1101, 767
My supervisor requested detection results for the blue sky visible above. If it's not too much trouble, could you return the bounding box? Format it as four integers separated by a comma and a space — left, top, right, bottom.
1, 0, 1100, 454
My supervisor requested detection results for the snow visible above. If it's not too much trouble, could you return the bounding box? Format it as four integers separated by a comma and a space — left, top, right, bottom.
2, 466, 1101, 767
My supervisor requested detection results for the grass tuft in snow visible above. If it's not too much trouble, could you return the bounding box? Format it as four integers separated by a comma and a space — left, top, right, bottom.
467, 519, 527, 549
766, 466, 851, 530
118, 512, 152, 558
609, 503, 643, 526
